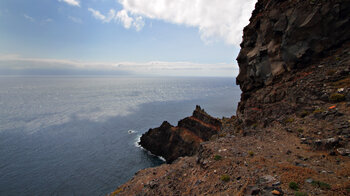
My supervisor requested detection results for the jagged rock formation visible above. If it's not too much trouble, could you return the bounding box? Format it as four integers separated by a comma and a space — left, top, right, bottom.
236, 0, 350, 126
140, 105, 221, 163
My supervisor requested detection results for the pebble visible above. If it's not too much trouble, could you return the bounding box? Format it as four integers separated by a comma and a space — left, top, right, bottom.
337, 148, 350, 156
306, 178, 313, 183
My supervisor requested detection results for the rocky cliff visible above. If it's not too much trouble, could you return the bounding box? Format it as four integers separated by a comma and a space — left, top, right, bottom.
111, 0, 350, 195
140, 106, 221, 163
236, 0, 350, 127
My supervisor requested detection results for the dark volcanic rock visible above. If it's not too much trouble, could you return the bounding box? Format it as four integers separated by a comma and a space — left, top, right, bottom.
236, 0, 350, 126
139, 105, 221, 163
237, 0, 350, 93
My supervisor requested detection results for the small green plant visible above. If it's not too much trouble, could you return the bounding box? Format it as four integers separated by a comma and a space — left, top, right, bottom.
313, 108, 325, 114
252, 123, 258, 128
311, 180, 331, 190
297, 128, 304, 133
295, 192, 308, 196
289, 182, 299, 191
220, 174, 230, 182
248, 151, 254, 156
329, 93, 345, 102
214, 155, 222, 161
284, 118, 295, 123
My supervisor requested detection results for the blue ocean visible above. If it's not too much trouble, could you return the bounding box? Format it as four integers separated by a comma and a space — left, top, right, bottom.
0, 76, 241, 195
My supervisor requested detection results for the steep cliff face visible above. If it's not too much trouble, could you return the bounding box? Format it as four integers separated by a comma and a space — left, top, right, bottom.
237, 0, 350, 92
236, 0, 350, 125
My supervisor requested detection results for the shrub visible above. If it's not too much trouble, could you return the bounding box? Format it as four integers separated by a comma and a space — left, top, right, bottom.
289, 182, 299, 191
311, 180, 331, 190
214, 155, 222, 161
313, 108, 324, 114
284, 118, 295, 123
248, 151, 254, 156
297, 128, 304, 133
329, 93, 345, 102
221, 174, 230, 182
295, 192, 308, 196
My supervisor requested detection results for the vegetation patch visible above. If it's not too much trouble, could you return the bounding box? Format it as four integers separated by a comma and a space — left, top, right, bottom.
220, 174, 230, 182
313, 108, 325, 114
295, 192, 308, 196
111, 188, 123, 196
289, 181, 300, 191
279, 164, 316, 184
214, 155, 222, 161
284, 118, 295, 123
329, 93, 345, 102
311, 180, 331, 190
248, 151, 254, 157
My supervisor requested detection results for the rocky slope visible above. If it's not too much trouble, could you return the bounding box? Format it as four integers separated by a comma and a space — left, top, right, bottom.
139, 106, 221, 163
110, 0, 350, 195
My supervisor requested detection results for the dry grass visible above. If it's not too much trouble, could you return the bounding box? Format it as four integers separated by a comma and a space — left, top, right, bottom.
278, 164, 316, 185
110, 188, 123, 196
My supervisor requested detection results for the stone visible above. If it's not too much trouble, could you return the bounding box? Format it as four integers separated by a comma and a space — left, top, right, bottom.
336, 148, 350, 156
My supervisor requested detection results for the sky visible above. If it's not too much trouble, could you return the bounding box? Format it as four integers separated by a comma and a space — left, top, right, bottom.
0, 0, 256, 77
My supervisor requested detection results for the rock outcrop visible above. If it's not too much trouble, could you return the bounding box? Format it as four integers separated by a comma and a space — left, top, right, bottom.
237, 0, 350, 92
139, 105, 221, 163
236, 0, 350, 126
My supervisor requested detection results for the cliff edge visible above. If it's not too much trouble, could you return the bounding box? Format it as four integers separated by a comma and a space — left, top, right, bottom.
111, 0, 350, 195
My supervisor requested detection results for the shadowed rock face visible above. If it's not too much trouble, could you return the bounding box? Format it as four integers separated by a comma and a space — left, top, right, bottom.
237, 0, 350, 93
139, 106, 221, 163
236, 0, 350, 126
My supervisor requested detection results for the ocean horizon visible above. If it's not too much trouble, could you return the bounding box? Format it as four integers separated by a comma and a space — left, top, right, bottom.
0, 76, 241, 195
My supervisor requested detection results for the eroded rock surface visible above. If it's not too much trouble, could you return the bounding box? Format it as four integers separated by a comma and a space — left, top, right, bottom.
236, 0, 350, 126
237, 0, 350, 93
139, 105, 221, 163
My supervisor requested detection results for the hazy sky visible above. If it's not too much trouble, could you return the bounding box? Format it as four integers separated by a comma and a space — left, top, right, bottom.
0, 0, 256, 77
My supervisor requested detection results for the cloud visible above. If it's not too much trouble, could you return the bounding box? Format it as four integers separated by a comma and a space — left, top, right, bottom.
23, 14, 35, 22
58, 0, 80, 7
44, 18, 53, 23
88, 8, 144, 31
0, 54, 237, 77
41, 18, 53, 25
68, 16, 82, 23
88, 8, 106, 21
116, 0, 256, 45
